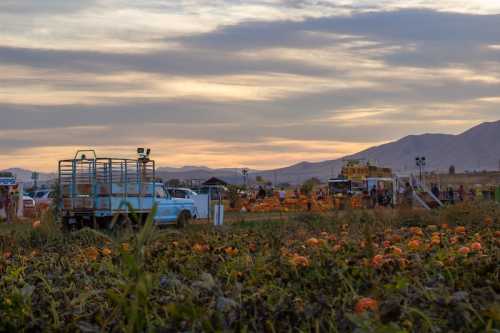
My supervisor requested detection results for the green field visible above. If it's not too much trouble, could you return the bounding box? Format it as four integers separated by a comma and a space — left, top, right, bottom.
0, 203, 499, 332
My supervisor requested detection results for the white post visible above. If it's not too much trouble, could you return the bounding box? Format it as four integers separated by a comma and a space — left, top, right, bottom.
17, 183, 24, 218
214, 203, 224, 226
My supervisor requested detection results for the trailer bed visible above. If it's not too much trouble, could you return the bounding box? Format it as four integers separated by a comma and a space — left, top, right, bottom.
59, 152, 155, 217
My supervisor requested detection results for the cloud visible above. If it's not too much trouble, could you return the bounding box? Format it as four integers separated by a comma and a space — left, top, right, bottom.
179, 9, 500, 68
1, 4, 500, 171
0, 46, 333, 78
0, 0, 95, 14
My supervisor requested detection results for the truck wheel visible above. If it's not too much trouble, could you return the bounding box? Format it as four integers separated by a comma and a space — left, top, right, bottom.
108, 214, 131, 232
176, 211, 191, 229
62, 217, 76, 232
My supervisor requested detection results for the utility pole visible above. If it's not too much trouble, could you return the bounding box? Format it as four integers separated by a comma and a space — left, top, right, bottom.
415, 156, 426, 185
32, 172, 39, 190
242, 168, 249, 188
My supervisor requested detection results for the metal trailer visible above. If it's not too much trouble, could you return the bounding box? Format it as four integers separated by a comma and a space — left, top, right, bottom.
58, 150, 156, 227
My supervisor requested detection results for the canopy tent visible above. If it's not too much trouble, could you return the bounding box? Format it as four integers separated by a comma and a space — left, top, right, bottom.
203, 177, 228, 187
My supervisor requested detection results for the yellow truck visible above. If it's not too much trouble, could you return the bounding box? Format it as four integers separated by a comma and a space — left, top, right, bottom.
328, 160, 395, 209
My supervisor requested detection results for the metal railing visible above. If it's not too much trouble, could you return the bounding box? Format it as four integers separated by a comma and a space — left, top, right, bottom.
59, 155, 155, 215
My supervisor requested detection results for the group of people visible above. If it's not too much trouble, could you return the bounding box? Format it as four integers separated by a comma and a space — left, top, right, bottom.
251, 186, 327, 212
369, 185, 394, 208
0, 187, 20, 223
250, 181, 499, 211
254, 186, 328, 202
430, 183, 500, 204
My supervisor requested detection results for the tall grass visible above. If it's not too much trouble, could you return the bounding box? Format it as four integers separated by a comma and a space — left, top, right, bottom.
0, 202, 498, 331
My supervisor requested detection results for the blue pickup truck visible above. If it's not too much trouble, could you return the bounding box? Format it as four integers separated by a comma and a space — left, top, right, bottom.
58, 150, 196, 229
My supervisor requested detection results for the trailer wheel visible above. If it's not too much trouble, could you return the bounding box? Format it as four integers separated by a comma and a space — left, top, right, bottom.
107, 214, 132, 232
176, 211, 191, 229
62, 217, 77, 232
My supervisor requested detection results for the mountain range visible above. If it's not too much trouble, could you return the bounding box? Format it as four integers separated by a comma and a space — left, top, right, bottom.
3, 120, 500, 185
251, 120, 500, 184
252, 120, 500, 184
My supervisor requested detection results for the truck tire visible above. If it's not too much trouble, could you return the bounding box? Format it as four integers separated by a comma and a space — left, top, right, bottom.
176, 211, 191, 229
62, 217, 77, 232
107, 214, 132, 232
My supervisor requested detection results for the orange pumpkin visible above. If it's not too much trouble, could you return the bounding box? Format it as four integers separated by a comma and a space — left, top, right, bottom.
306, 238, 321, 247
470, 242, 482, 251
192, 243, 210, 254
408, 239, 422, 251
371, 254, 384, 268
224, 247, 239, 256
431, 237, 441, 246
101, 247, 112, 256
392, 246, 403, 256
355, 298, 379, 314
458, 246, 471, 255
121, 243, 130, 252
290, 255, 310, 268
85, 247, 99, 261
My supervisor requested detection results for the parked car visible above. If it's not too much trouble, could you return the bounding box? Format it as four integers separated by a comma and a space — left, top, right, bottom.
23, 195, 36, 217
33, 189, 56, 211
165, 187, 198, 199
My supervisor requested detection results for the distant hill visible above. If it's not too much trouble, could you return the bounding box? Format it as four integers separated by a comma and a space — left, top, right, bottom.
253, 120, 500, 184
349, 120, 500, 173
156, 167, 248, 185
0, 168, 56, 184
3, 120, 500, 185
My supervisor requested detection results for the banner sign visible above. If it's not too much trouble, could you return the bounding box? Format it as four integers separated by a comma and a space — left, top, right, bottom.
0, 177, 16, 186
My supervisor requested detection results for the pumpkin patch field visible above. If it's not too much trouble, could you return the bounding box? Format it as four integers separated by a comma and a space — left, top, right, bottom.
0, 203, 499, 332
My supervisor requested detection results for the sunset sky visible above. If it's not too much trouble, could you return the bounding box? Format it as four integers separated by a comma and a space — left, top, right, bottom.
1, 0, 500, 172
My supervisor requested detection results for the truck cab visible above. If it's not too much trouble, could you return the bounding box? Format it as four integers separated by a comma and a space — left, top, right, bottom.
59, 150, 196, 229
154, 184, 196, 226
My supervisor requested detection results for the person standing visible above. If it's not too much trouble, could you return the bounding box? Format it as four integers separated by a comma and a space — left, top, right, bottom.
279, 188, 286, 204
403, 182, 413, 208
468, 188, 476, 201
475, 187, 483, 201
307, 194, 313, 211
377, 187, 385, 207
370, 185, 377, 208
431, 184, 440, 199
257, 186, 266, 200
447, 187, 455, 205
458, 185, 465, 202
13, 190, 20, 215
4, 191, 12, 223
